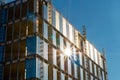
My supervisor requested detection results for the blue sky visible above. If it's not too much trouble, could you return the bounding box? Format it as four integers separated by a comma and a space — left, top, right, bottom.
6, 0, 120, 80
52, 0, 120, 80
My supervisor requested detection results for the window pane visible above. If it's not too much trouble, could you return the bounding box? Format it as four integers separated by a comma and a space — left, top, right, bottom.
28, 20, 34, 35
43, 4, 48, 20
12, 42, 18, 60
7, 24, 13, 41
59, 15, 63, 33
38, 18, 43, 35
22, 2, 27, 18
5, 44, 11, 61
19, 40, 26, 58
8, 7, 14, 22
21, 20, 27, 37
56, 32, 60, 48
28, 0, 34, 13
11, 63, 17, 80
15, 4, 20, 20
18, 61, 25, 80
52, 9, 56, 27
14, 22, 20, 39
39, 1, 43, 16
43, 22, 48, 39
4, 64, 10, 80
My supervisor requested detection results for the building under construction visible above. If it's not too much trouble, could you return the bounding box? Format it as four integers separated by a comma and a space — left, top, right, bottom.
0, 0, 108, 80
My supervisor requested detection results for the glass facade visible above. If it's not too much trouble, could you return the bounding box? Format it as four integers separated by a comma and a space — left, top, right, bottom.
0, 0, 108, 80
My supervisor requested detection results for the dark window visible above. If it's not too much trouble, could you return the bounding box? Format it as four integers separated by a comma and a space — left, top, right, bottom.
14, 21, 20, 39
12, 42, 18, 60
28, 20, 34, 35
38, 18, 43, 35
48, 26, 52, 42
18, 61, 25, 80
8, 6, 14, 22
56, 32, 60, 48
22, 2, 27, 18
5, 44, 11, 61
21, 19, 27, 37
7, 24, 13, 41
4, 64, 10, 80
11, 63, 17, 80
15, 4, 20, 20
19, 40, 26, 58
39, 0, 43, 16
28, 0, 34, 13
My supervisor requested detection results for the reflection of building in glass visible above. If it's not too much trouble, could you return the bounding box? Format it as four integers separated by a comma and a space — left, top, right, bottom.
0, 0, 108, 80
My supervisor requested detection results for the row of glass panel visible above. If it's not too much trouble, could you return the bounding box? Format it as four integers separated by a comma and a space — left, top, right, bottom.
43, 3, 82, 49
1, 0, 34, 23
86, 40, 105, 69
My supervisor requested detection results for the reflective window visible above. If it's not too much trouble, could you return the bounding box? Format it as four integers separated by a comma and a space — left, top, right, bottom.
43, 63, 48, 80
52, 9, 56, 27
60, 54, 64, 70
60, 35, 63, 51
59, 15, 63, 33
61, 73, 65, 80
53, 68, 57, 80
53, 48, 57, 65
89, 60, 92, 73
66, 22, 69, 39
43, 4, 48, 20
43, 22, 48, 39
80, 68, 83, 80
43, 41, 48, 60
52, 29, 56, 45
56, 32, 60, 48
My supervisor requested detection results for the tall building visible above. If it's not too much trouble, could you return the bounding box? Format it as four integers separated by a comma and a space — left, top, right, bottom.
0, 0, 108, 80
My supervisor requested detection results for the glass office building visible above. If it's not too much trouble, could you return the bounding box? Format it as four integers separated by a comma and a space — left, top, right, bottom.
0, 0, 108, 80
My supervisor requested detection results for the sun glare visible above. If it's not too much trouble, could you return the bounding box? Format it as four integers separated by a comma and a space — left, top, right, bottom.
64, 47, 72, 57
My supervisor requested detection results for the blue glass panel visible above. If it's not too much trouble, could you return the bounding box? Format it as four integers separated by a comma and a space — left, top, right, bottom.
0, 46, 4, 62
0, 8, 7, 24
0, 66, 3, 80
26, 36, 36, 55
0, 26, 6, 42
25, 59, 36, 79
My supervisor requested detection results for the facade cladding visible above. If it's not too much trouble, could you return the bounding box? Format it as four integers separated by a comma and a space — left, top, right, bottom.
0, 0, 108, 80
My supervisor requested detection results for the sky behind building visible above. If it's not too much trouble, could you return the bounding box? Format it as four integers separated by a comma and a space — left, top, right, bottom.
5, 0, 120, 80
